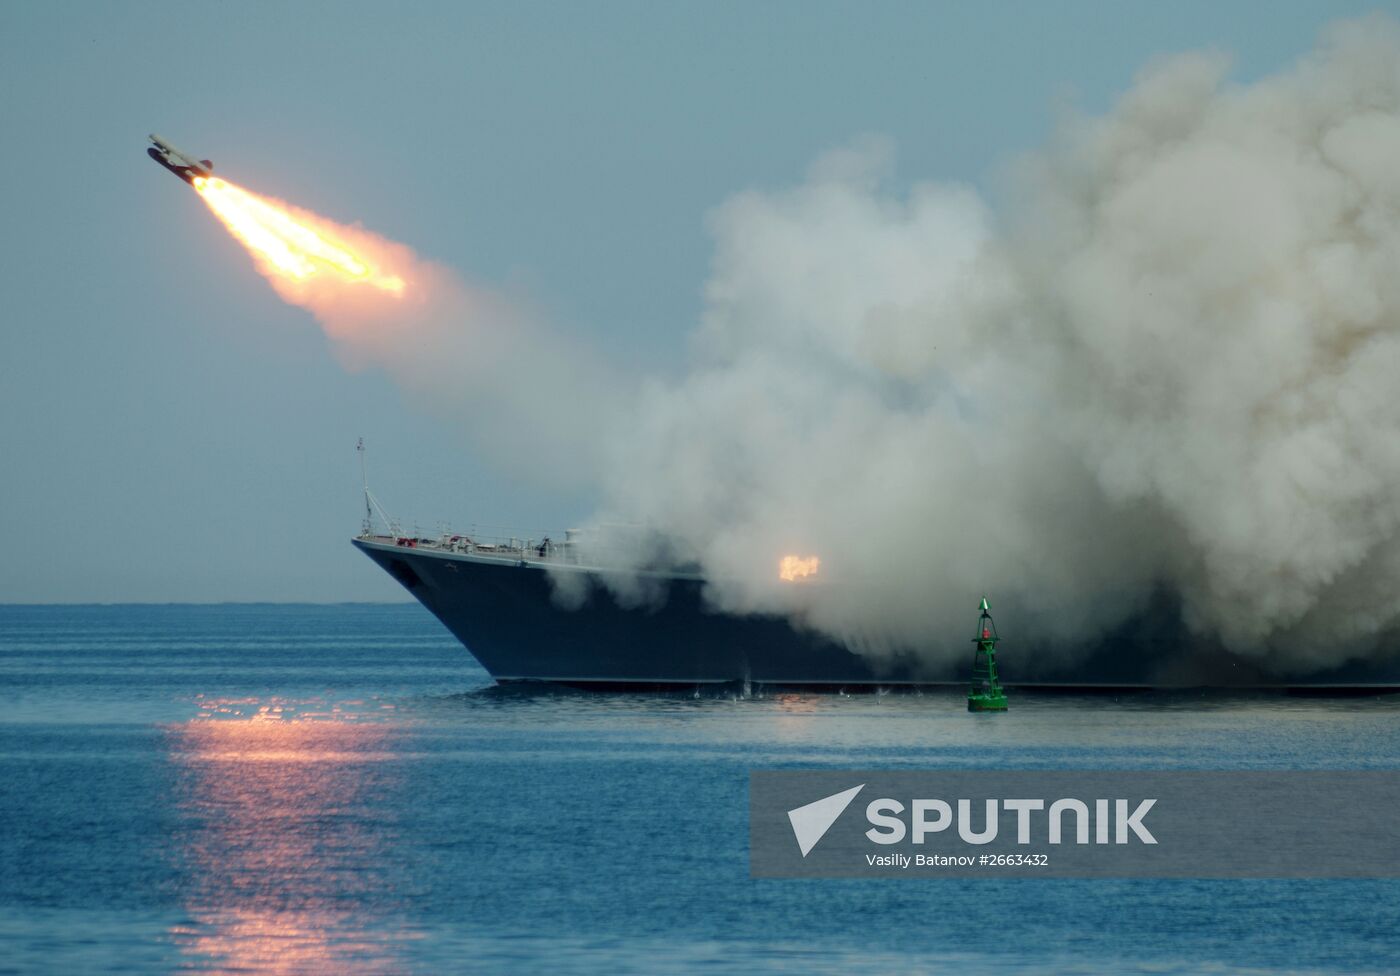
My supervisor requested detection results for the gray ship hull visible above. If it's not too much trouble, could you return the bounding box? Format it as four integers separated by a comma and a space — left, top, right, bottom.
353, 537, 1400, 690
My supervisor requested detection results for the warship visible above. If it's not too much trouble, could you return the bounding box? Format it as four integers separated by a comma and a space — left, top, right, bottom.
352, 527, 1400, 691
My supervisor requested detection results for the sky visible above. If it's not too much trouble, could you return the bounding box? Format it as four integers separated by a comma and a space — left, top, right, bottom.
0, 0, 1392, 603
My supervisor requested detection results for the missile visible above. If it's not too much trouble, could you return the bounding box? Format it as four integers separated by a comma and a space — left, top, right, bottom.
146, 133, 213, 185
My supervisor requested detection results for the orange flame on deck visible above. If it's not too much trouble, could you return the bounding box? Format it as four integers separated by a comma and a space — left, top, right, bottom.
779, 555, 820, 581
193, 177, 405, 295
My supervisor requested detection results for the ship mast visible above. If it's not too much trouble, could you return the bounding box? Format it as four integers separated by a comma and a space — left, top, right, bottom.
356, 438, 399, 537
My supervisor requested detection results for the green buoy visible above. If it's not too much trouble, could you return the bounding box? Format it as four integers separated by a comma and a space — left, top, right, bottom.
967, 596, 1008, 712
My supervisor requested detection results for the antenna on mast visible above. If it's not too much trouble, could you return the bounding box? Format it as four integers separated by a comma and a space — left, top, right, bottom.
357, 438, 373, 536
356, 438, 400, 537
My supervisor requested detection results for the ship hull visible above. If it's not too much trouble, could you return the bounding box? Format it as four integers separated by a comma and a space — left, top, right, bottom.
353, 538, 1400, 690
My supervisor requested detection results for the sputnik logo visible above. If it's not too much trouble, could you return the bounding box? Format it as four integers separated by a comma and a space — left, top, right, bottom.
787, 784, 865, 856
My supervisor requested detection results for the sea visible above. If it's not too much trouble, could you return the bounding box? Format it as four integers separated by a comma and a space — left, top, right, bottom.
1, 603, 1398, 975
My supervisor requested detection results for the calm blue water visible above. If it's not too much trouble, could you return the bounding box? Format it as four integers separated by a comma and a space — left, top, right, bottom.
2, 604, 1399, 974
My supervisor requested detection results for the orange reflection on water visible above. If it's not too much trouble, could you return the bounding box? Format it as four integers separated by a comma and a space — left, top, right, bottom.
766, 691, 826, 743
170, 908, 410, 976
772, 693, 819, 714
167, 699, 416, 973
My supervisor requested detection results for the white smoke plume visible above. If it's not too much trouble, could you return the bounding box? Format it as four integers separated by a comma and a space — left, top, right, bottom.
313, 260, 625, 488
199, 185, 625, 487
577, 16, 1400, 674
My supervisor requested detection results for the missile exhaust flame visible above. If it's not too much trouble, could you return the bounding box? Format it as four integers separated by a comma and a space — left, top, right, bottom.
147, 132, 625, 490
192, 177, 405, 295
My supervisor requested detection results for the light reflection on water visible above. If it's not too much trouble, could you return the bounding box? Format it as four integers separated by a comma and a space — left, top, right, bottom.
8, 598, 1400, 974
166, 699, 418, 974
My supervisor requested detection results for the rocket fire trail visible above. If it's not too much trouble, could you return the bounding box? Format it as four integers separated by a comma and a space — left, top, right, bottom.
147, 134, 406, 299
145, 131, 623, 493
192, 177, 405, 295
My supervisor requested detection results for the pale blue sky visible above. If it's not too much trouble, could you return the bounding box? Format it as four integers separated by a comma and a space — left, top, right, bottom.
0, 0, 1388, 601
